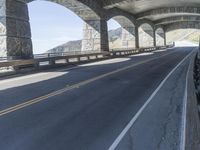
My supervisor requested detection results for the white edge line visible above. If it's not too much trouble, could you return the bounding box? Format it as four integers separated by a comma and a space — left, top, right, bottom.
180, 63, 188, 150
108, 50, 194, 150
180, 49, 196, 150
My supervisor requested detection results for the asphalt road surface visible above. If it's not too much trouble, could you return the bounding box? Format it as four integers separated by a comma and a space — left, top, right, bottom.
0, 47, 195, 150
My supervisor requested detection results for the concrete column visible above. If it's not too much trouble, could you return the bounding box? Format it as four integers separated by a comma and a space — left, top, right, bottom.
135, 26, 139, 48
0, 0, 33, 59
100, 19, 109, 52
164, 31, 167, 46
153, 29, 156, 47
82, 19, 109, 52
121, 26, 135, 49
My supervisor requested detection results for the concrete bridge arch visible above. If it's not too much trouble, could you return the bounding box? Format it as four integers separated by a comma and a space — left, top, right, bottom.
0, 0, 110, 58
107, 13, 136, 49
165, 21, 200, 32
138, 23, 155, 48
28, 0, 109, 53
155, 27, 165, 46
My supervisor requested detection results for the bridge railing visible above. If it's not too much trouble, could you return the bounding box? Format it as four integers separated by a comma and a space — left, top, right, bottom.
33, 50, 101, 59
0, 45, 172, 75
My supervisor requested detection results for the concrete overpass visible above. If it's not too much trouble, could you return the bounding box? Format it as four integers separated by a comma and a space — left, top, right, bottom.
0, 1, 200, 150
1, 0, 200, 58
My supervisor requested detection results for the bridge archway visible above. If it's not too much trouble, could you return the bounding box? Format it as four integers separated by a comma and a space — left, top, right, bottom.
27, 0, 103, 53
165, 22, 200, 45
138, 23, 154, 48
0, 0, 109, 58
107, 16, 136, 50
28, 1, 85, 54
155, 28, 165, 46
166, 22, 200, 32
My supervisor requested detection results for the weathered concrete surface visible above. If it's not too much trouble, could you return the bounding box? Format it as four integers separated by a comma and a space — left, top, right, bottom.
2, 0, 200, 57
82, 19, 109, 52
112, 16, 136, 49
156, 16, 200, 25
121, 27, 135, 48
156, 28, 165, 46
166, 22, 200, 32
139, 23, 154, 47
0, 0, 33, 58
82, 20, 101, 51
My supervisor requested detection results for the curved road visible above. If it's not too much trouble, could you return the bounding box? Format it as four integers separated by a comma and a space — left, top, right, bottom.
0, 47, 195, 150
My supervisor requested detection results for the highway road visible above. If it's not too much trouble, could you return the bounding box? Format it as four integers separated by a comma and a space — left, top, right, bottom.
0, 47, 195, 150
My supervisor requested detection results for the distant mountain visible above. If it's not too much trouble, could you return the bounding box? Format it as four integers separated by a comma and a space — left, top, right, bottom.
47, 28, 122, 53
47, 40, 82, 53
108, 28, 122, 42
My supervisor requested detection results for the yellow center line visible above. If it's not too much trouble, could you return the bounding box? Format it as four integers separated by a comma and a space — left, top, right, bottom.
0, 50, 176, 117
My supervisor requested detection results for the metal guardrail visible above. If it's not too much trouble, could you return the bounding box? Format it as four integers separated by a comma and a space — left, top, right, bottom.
0, 45, 172, 71
33, 50, 101, 59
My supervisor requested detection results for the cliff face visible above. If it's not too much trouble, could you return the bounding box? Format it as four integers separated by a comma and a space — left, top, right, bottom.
47, 28, 199, 53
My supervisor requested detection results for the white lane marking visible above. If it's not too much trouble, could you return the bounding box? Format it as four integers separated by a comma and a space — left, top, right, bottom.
108, 50, 194, 150
180, 49, 196, 150
180, 64, 188, 150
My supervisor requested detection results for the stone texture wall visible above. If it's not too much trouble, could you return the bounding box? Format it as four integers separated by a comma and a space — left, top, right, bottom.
0, 0, 161, 57
0, 0, 8, 57
82, 19, 109, 52
121, 27, 135, 48
0, 0, 33, 58
82, 20, 101, 51
99, 19, 109, 52
139, 24, 154, 47
155, 28, 165, 46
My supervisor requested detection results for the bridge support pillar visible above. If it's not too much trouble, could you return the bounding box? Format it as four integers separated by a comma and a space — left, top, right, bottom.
0, 0, 33, 59
153, 29, 156, 47
164, 31, 167, 46
135, 26, 139, 48
121, 27, 135, 49
82, 19, 109, 52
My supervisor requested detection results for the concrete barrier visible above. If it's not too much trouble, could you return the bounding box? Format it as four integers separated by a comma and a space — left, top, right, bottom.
0, 45, 172, 77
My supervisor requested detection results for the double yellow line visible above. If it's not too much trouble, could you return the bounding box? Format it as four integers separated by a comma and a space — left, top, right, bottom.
0, 50, 176, 117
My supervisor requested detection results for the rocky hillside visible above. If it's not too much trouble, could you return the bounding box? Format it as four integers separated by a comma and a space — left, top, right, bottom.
47, 40, 82, 53
166, 29, 200, 45
47, 28, 199, 53
47, 28, 122, 53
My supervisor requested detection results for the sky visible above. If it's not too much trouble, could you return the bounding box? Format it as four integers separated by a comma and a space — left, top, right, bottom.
28, 1, 121, 54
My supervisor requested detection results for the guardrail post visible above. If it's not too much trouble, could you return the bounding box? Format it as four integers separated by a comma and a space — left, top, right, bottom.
34, 61, 40, 69
66, 58, 69, 64
49, 59, 55, 66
